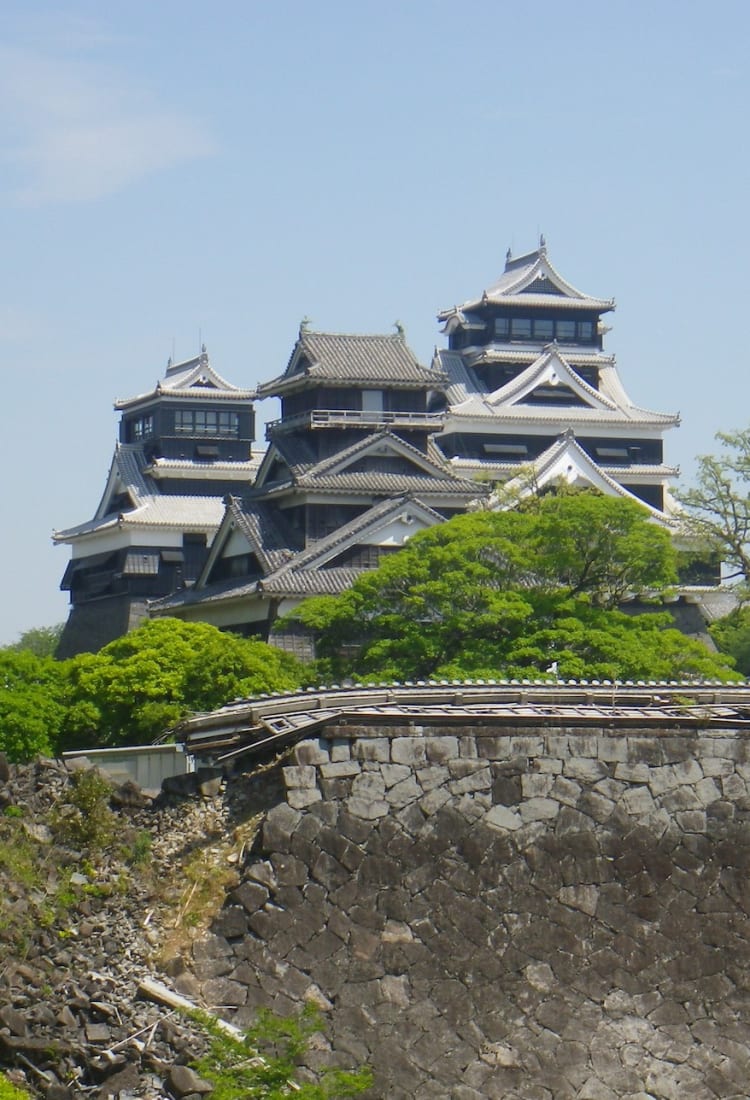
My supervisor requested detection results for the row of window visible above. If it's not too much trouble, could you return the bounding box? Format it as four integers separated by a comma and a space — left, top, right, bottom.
129, 410, 241, 440
174, 410, 240, 437
494, 317, 596, 342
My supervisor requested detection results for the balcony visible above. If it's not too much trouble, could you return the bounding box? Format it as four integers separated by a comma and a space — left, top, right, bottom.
265, 408, 446, 439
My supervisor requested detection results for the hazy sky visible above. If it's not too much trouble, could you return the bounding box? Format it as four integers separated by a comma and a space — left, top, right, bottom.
2, 1, 749, 644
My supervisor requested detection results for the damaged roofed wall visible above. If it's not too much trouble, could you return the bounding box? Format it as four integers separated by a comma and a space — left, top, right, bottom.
177, 722, 750, 1098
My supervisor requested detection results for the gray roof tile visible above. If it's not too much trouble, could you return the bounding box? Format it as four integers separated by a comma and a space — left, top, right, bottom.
258, 331, 444, 395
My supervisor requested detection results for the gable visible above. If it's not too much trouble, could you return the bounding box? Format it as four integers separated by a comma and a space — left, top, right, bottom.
314, 434, 449, 481
520, 383, 587, 408
487, 351, 617, 414
520, 275, 566, 296
346, 453, 432, 477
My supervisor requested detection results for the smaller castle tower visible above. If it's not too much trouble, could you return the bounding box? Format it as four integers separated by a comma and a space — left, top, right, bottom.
54, 349, 257, 657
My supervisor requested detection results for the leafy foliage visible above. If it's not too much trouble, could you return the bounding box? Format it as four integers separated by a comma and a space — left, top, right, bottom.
191, 1005, 373, 1098
289, 492, 737, 683
50, 769, 115, 850
2, 623, 64, 658
0, 651, 68, 761
0, 1076, 31, 1098
678, 427, 750, 584
0, 618, 305, 759
60, 618, 305, 749
709, 607, 750, 677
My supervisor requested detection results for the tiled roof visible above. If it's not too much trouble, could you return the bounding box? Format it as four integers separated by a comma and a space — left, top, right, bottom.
443, 404, 678, 428
258, 331, 443, 396
112, 444, 154, 504
149, 575, 262, 611
295, 472, 480, 495
498, 434, 676, 526
448, 457, 679, 479
260, 568, 363, 596
435, 349, 679, 428
224, 498, 298, 573
275, 495, 444, 574
485, 349, 618, 412
149, 457, 261, 476
54, 495, 226, 542
153, 494, 449, 611
115, 350, 255, 409
438, 244, 614, 319
468, 347, 615, 368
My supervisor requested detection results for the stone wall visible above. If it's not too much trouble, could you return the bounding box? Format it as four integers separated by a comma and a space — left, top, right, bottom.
178, 722, 750, 1099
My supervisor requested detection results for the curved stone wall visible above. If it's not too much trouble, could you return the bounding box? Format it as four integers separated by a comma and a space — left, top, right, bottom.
182, 722, 750, 1098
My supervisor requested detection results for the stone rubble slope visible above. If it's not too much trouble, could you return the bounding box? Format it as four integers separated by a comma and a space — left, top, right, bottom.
0, 753, 275, 1100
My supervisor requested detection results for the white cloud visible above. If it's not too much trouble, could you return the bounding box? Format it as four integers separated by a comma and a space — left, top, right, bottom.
0, 43, 216, 204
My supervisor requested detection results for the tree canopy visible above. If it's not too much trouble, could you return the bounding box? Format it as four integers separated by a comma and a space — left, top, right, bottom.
60, 618, 305, 749
0, 650, 68, 761
2, 623, 64, 658
288, 490, 738, 684
678, 427, 750, 585
0, 619, 306, 761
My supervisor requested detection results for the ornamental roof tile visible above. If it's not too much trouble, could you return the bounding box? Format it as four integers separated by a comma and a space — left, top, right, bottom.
257, 330, 443, 396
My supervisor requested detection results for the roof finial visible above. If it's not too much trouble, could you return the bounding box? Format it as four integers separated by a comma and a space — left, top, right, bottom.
539, 232, 547, 253
393, 320, 405, 338
506, 246, 512, 264
201, 342, 207, 355
299, 316, 311, 336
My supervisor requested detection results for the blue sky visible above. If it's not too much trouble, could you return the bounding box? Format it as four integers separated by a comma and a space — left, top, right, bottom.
1, 1, 749, 644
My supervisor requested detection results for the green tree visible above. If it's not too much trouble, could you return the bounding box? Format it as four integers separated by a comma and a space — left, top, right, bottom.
709, 606, 750, 676
0, 650, 68, 761
2, 622, 64, 658
288, 492, 737, 683
678, 427, 750, 584
60, 618, 305, 749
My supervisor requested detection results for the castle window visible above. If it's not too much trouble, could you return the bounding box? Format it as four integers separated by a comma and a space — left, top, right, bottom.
533, 319, 554, 341
132, 414, 153, 440
557, 320, 576, 341
494, 318, 510, 338
174, 410, 239, 437
578, 321, 594, 341
511, 318, 532, 339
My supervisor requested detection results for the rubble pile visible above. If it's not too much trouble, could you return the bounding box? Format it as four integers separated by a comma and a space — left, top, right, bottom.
0, 754, 265, 1099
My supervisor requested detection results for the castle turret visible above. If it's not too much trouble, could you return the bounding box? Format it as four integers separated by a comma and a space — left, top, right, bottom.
433, 239, 679, 516
53, 350, 257, 657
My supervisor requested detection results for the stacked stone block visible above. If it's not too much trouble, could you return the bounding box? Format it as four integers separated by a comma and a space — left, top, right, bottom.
184, 724, 750, 1098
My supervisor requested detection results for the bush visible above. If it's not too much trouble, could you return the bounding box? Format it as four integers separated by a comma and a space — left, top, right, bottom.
191, 1004, 373, 1098
51, 769, 115, 850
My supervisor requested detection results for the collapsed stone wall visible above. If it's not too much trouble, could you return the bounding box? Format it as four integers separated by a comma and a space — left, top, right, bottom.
178, 723, 750, 1099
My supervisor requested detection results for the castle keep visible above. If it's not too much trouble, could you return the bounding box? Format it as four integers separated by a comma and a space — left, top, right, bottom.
55, 241, 681, 653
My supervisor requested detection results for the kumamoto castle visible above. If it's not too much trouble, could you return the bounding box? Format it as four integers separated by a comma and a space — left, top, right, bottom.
54, 239, 710, 657
48, 247, 750, 1097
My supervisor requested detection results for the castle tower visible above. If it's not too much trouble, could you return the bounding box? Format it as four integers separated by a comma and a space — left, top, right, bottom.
54, 349, 257, 656
433, 238, 679, 516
